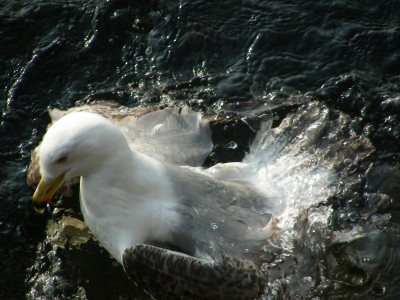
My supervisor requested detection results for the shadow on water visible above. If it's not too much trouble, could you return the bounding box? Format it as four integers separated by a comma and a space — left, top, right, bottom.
1, 0, 400, 299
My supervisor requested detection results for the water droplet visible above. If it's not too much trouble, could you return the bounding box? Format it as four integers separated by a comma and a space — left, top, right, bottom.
245, 249, 249, 252
260, 263, 268, 272
231, 243, 235, 247
362, 258, 370, 262
349, 212, 357, 222
223, 125, 228, 130
225, 141, 238, 149
87, 84, 92, 89
373, 284, 386, 296
211, 223, 218, 229
303, 276, 312, 283
344, 158, 353, 165
136, 56, 144, 61
145, 46, 152, 55
248, 226, 252, 230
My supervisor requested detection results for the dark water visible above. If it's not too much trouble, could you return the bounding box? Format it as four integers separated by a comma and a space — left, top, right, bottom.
1, 0, 400, 299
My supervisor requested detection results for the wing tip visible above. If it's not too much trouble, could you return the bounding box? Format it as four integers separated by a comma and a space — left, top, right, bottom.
122, 244, 266, 300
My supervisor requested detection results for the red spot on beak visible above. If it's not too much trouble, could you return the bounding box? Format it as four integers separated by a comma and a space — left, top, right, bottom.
43, 197, 52, 204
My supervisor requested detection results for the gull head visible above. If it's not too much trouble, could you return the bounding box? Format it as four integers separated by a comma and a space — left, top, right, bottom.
32, 112, 126, 213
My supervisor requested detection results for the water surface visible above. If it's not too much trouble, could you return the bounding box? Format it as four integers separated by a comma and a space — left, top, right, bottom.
1, 1, 400, 299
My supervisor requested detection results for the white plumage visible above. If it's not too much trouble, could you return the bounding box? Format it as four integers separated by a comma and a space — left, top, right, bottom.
32, 103, 335, 299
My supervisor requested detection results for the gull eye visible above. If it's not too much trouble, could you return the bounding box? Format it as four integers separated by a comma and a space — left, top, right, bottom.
56, 156, 68, 163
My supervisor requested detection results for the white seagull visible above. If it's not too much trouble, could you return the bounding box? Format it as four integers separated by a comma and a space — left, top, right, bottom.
31, 104, 333, 299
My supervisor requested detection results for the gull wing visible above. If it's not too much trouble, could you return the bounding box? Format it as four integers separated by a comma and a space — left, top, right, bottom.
122, 244, 265, 300
120, 106, 212, 167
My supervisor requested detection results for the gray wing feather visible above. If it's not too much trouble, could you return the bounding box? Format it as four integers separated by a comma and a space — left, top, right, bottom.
122, 244, 265, 300
163, 164, 280, 264
120, 106, 212, 167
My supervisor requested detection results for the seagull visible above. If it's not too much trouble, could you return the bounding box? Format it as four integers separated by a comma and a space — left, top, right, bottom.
31, 106, 282, 300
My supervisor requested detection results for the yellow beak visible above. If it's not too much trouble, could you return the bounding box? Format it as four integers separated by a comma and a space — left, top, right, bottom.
32, 174, 64, 213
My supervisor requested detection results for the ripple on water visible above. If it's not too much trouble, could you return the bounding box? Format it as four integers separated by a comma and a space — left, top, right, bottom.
1, 0, 400, 299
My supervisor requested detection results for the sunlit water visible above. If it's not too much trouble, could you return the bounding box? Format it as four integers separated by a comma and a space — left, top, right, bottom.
1, 1, 400, 299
